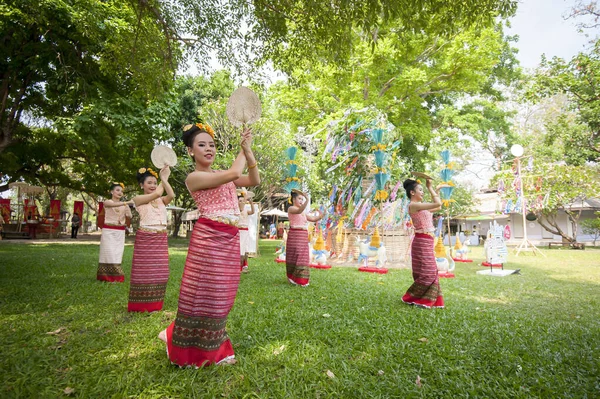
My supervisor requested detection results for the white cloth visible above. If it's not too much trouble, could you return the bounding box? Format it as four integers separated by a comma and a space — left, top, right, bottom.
240, 229, 249, 256
99, 228, 126, 265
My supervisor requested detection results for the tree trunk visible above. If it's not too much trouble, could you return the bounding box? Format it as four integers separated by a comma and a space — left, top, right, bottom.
172, 211, 182, 238
537, 213, 574, 242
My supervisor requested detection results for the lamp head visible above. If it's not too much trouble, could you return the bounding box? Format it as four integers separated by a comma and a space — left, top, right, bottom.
510, 144, 524, 157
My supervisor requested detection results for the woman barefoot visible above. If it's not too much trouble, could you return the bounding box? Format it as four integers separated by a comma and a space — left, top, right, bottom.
160, 122, 260, 367
97, 182, 132, 282
286, 190, 324, 287
401, 178, 444, 308
127, 166, 174, 312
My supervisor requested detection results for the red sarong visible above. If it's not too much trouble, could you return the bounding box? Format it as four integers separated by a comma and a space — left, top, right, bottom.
402, 233, 444, 308
166, 218, 240, 367
285, 228, 310, 286
128, 229, 169, 312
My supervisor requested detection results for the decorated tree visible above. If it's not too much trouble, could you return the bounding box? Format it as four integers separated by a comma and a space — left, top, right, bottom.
493, 162, 600, 243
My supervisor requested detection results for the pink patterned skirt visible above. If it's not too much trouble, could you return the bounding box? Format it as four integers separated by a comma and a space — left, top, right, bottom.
128, 228, 169, 312
402, 233, 444, 308
166, 218, 241, 367
286, 228, 310, 286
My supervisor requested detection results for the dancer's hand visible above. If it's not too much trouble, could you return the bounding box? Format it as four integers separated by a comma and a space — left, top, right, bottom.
241, 128, 253, 151
160, 165, 171, 182
425, 178, 433, 189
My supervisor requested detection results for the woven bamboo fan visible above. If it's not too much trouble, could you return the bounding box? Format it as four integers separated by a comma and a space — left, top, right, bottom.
226, 87, 262, 127
151, 145, 178, 169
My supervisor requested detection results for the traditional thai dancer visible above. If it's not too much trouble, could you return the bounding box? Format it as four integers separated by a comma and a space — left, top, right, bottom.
237, 189, 255, 272
97, 182, 132, 282
286, 190, 323, 287
127, 166, 174, 312
401, 178, 444, 308
159, 122, 260, 367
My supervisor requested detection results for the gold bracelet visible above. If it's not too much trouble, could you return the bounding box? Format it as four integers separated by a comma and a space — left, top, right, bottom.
248, 162, 257, 169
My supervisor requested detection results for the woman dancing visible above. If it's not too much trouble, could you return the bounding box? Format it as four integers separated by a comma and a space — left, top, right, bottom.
97, 182, 132, 282
127, 166, 174, 312
286, 190, 323, 287
160, 122, 259, 367
401, 178, 444, 308
237, 189, 255, 272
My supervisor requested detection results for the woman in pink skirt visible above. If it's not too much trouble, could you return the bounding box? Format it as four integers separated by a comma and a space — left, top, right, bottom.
159, 122, 259, 367
127, 166, 174, 312
401, 178, 444, 308
286, 190, 323, 287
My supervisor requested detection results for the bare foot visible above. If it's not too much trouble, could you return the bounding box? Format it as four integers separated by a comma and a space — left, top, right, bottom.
158, 329, 167, 343
216, 356, 237, 365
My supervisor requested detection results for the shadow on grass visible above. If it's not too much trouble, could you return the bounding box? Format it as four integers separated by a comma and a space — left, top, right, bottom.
1, 242, 599, 397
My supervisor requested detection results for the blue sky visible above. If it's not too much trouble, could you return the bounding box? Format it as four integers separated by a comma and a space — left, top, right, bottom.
506, 0, 595, 69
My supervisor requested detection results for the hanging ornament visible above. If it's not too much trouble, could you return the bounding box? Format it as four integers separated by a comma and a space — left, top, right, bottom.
535, 177, 542, 192
497, 179, 505, 194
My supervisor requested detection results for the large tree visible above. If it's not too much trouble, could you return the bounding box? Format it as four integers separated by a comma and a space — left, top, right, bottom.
526, 40, 600, 163
1, 0, 518, 196
266, 19, 521, 197
0, 0, 180, 194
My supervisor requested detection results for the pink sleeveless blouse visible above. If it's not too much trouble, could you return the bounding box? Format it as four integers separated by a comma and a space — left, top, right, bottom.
190, 181, 240, 224
411, 209, 434, 232
289, 212, 308, 229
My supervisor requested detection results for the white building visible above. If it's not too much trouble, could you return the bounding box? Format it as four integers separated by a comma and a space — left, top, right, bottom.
453, 191, 600, 246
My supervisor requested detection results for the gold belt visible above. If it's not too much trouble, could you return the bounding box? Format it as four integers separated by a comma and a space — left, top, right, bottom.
415, 230, 435, 237
138, 226, 167, 234
205, 216, 239, 227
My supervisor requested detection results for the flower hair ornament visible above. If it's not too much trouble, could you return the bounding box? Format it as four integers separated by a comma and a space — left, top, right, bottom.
113, 182, 125, 189
195, 122, 215, 139
139, 167, 159, 179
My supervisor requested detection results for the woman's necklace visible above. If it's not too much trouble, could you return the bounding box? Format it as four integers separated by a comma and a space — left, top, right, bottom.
150, 199, 158, 208
113, 198, 122, 213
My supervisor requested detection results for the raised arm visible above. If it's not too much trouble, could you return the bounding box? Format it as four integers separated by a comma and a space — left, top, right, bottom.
409, 179, 442, 213
288, 191, 309, 215
103, 200, 130, 208
159, 166, 175, 206
306, 209, 324, 223
132, 183, 164, 207
186, 150, 246, 191
247, 203, 255, 216
235, 128, 261, 187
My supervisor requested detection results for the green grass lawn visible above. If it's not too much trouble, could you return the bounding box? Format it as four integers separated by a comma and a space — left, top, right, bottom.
1, 240, 598, 398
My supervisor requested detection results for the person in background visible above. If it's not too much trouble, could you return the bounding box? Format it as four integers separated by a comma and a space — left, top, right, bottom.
71, 212, 81, 239
97, 182, 132, 282
285, 189, 324, 287
127, 166, 174, 312
237, 189, 255, 273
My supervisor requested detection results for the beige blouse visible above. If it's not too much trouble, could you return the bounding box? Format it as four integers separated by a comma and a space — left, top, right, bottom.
135, 198, 167, 227
104, 203, 132, 226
